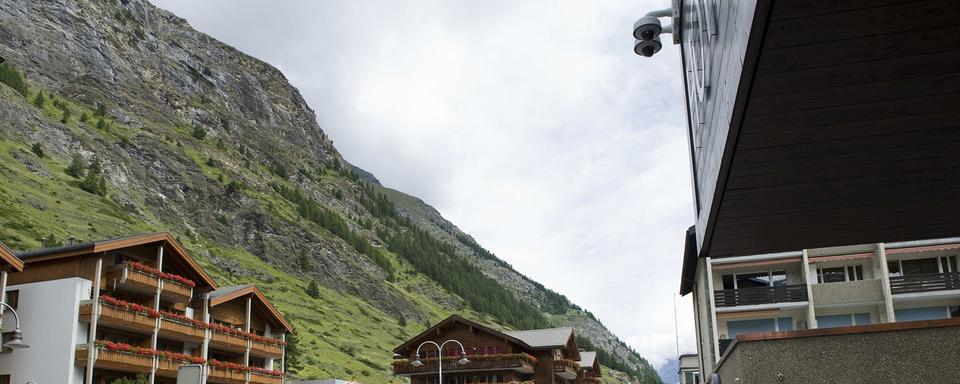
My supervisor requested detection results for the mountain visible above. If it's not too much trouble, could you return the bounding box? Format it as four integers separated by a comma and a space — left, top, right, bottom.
0, 1, 661, 383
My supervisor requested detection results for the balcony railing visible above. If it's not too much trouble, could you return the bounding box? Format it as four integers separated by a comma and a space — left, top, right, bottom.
713, 284, 808, 307
249, 372, 284, 384
393, 354, 538, 375
159, 317, 206, 342
209, 329, 250, 352
890, 272, 960, 294
105, 263, 194, 303
75, 346, 154, 373
207, 366, 247, 384
553, 359, 579, 379
250, 339, 285, 358
80, 302, 156, 333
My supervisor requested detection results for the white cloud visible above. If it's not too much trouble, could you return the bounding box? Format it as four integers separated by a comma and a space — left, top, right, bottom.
153, 0, 696, 372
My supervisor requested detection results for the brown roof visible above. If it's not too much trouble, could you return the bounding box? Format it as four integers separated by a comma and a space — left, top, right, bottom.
209, 284, 294, 333
17, 232, 217, 289
0, 241, 23, 272
393, 315, 531, 354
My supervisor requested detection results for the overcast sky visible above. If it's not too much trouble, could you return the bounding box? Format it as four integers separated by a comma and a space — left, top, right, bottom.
152, 0, 696, 371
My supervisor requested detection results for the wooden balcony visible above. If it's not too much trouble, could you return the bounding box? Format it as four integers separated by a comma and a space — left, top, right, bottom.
81, 303, 156, 334
250, 339, 284, 358
159, 318, 206, 343
553, 359, 579, 380
249, 372, 284, 384
155, 357, 196, 378
209, 331, 249, 353
105, 264, 194, 303
207, 367, 247, 384
713, 284, 808, 307
76, 347, 154, 373
890, 272, 960, 295
393, 354, 537, 376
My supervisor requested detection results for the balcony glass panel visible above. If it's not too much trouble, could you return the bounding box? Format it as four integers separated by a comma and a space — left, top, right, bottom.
903, 259, 940, 276
736, 273, 770, 288
895, 307, 949, 322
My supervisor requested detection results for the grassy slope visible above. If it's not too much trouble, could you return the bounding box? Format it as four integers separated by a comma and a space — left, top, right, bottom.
1, 82, 630, 384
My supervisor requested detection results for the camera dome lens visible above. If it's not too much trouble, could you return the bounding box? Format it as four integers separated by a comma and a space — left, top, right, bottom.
641, 29, 656, 41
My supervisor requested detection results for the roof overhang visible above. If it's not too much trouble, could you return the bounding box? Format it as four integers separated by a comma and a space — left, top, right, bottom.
393, 315, 530, 354
0, 242, 23, 272
209, 285, 294, 333
687, 0, 960, 259
17, 232, 217, 289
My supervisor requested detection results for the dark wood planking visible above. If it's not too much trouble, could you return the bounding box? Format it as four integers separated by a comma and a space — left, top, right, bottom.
726, 150, 960, 189
737, 111, 960, 150
729, 138, 960, 178
741, 92, 960, 133
712, 215, 960, 256
732, 126, 960, 166
746, 72, 960, 117
770, 0, 924, 21
758, 24, 960, 75
764, 0, 960, 49
752, 50, 960, 97
723, 175, 960, 213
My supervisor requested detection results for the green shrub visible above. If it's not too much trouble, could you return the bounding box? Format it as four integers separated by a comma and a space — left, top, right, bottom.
65, 153, 85, 178
31, 143, 44, 158
95, 102, 107, 117
81, 156, 107, 196
111, 373, 148, 384
32, 91, 45, 108
305, 280, 320, 298
80, 112, 89, 123
60, 107, 71, 124
191, 125, 206, 140
0, 63, 27, 96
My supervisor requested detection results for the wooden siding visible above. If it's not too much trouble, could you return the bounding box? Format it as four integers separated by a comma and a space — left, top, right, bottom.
684, 0, 960, 258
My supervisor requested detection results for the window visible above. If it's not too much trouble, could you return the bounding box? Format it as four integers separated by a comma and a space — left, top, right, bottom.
816, 265, 863, 283
3, 290, 17, 310
816, 313, 870, 328
895, 307, 950, 321
725, 317, 792, 338
939, 256, 959, 273
890, 257, 950, 277
0, 375, 9, 384
721, 271, 788, 289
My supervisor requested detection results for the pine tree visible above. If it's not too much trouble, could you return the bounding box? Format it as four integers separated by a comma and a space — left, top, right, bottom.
95, 102, 106, 117
65, 153, 85, 178
31, 143, 44, 158
60, 106, 71, 124
284, 331, 302, 373
81, 156, 107, 196
32, 91, 45, 108
80, 112, 90, 123
191, 125, 206, 140
96, 117, 108, 130
305, 280, 320, 299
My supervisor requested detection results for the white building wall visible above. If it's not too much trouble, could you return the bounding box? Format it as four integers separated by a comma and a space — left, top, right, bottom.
0, 277, 90, 384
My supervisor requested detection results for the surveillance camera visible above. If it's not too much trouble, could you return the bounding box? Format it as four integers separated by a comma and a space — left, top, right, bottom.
634, 37, 662, 57
633, 16, 662, 41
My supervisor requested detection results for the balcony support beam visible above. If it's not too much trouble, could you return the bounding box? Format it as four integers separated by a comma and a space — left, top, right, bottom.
802, 250, 817, 329
877, 243, 896, 323
85, 256, 104, 384
149, 245, 164, 384
706, 257, 720, 362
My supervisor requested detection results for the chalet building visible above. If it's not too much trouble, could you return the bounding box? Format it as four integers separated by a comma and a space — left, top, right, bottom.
652, 0, 960, 382
393, 315, 600, 384
0, 232, 292, 384
677, 354, 698, 384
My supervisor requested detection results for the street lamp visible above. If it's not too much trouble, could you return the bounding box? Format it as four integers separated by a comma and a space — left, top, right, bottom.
0, 302, 28, 349
410, 339, 470, 384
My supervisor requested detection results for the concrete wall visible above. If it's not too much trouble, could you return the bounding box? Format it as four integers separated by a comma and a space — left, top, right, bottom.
0, 277, 90, 384
714, 323, 960, 383
693, 258, 715, 375
811, 279, 884, 306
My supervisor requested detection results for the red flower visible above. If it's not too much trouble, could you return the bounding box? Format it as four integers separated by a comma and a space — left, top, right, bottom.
207, 322, 286, 346
159, 350, 207, 364
160, 310, 208, 329
209, 359, 285, 377
100, 295, 161, 318
126, 261, 197, 288
95, 340, 159, 357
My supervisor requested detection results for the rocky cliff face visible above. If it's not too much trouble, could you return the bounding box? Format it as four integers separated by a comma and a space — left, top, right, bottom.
0, 1, 660, 383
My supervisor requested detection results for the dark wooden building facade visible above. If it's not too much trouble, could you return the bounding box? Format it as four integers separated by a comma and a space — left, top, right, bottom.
393, 315, 600, 384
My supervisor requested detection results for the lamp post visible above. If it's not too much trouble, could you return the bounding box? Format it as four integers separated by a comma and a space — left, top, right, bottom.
0, 302, 28, 349
410, 339, 470, 384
